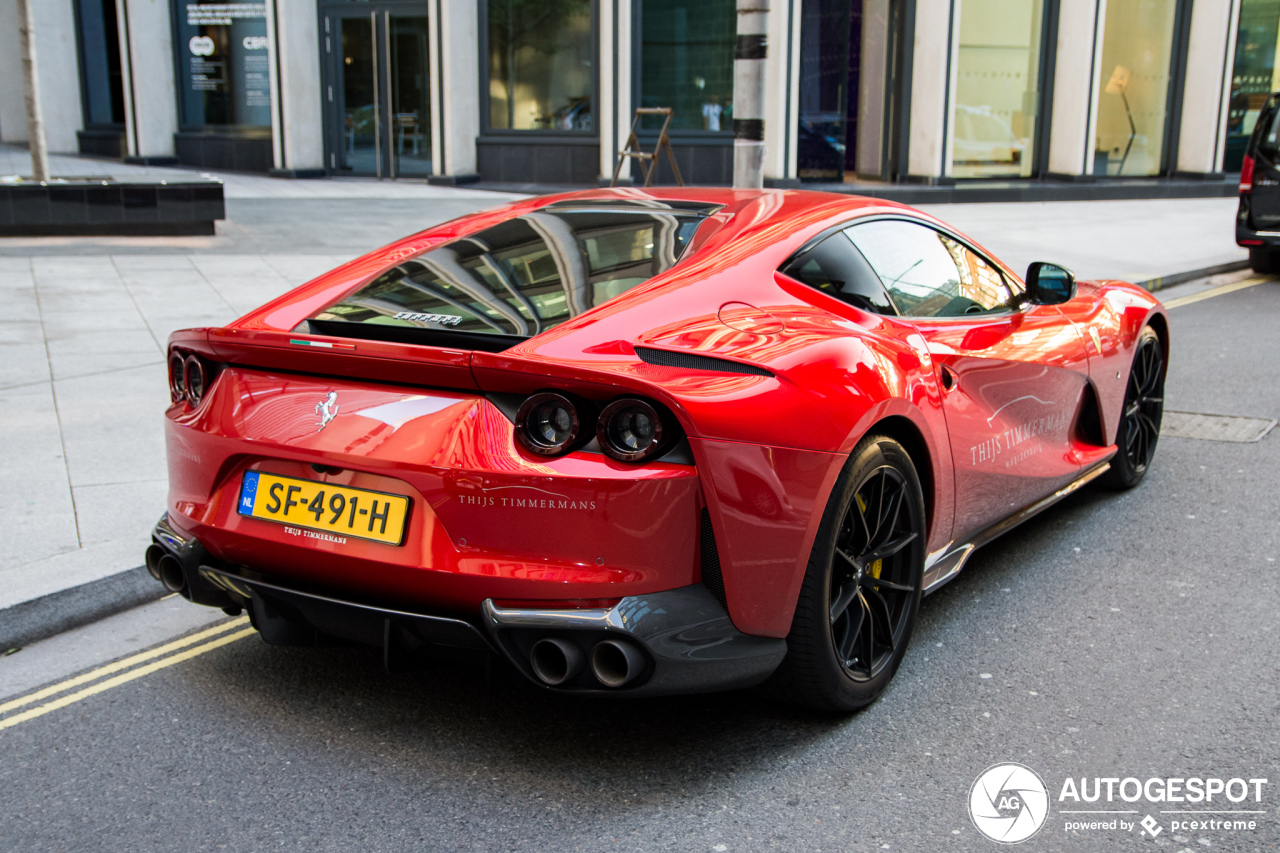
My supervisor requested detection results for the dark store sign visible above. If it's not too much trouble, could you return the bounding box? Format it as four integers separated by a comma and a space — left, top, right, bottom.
178, 2, 271, 127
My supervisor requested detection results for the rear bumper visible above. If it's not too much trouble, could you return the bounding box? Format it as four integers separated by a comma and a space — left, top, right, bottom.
1235, 198, 1280, 247
152, 515, 786, 697
165, 368, 702, 610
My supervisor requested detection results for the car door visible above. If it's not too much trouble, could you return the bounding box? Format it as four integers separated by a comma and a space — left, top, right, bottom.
846, 218, 1092, 543
1247, 95, 1280, 230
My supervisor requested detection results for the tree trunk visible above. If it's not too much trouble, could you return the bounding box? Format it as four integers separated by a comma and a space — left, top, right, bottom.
16, 0, 50, 182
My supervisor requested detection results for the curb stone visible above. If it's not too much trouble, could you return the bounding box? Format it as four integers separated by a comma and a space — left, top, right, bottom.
0, 566, 164, 652
1137, 259, 1249, 291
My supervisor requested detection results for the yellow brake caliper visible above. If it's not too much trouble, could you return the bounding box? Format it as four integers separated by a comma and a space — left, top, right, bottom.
854, 494, 884, 584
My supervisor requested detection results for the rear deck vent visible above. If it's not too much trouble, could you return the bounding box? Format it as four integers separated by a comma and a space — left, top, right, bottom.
635, 346, 773, 377
699, 509, 728, 611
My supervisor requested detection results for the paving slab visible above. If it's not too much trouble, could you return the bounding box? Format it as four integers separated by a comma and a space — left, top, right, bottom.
56, 364, 169, 489
0, 382, 80, 569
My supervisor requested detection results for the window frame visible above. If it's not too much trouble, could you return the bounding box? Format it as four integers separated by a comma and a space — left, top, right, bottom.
943, 0, 1061, 181
631, 0, 737, 141
71, 0, 126, 131
168, 0, 275, 134
779, 230, 900, 316
1087, 0, 1194, 178
477, 0, 599, 138
781, 214, 1025, 321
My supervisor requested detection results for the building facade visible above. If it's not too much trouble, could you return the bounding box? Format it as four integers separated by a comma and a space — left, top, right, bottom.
0, 0, 1273, 185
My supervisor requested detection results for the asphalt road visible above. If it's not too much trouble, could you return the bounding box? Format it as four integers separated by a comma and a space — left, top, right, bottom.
1, 275, 1277, 853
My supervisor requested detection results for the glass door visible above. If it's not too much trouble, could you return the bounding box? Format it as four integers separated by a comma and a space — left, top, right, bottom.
388, 15, 432, 176
326, 6, 433, 178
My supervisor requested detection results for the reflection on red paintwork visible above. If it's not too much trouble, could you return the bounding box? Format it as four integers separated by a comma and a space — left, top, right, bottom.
165, 187, 1167, 639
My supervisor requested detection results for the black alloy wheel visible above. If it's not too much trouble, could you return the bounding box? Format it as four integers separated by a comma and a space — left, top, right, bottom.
829, 466, 919, 681
1104, 326, 1164, 490
766, 434, 925, 712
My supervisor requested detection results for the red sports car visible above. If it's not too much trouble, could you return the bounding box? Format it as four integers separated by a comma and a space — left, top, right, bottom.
149, 189, 1167, 711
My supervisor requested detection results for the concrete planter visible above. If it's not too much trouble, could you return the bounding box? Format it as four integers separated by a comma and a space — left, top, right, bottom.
0, 177, 225, 236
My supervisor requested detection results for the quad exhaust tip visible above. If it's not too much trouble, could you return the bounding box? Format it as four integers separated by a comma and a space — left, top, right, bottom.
590, 639, 646, 688
156, 553, 187, 594
144, 544, 166, 582
529, 638, 585, 686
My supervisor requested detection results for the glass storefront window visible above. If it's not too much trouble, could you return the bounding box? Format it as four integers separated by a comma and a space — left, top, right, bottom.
1225, 0, 1280, 171
949, 0, 1043, 178
487, 0, 593, 131
1092, 0, 1177, 177
74, 0, 126, 127
639, 0, 735, 132
797, 0, 854, 180
174, 1, 272, 129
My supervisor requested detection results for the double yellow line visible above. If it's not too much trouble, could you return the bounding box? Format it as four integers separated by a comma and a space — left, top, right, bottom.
0, 616, 254, 732
1163, 276, 1269, 309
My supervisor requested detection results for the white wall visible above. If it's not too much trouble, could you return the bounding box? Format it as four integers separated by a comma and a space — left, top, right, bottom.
0, 0, 24, 143
1047, 0, 1101, 175
614, 0, 633, 183
907, 0, 952, 178
439, 0, 479, 177
0, 0, 84, 152
597, 0, 615, 180
123, 0, 178, 157
1177, 0, 1238, 174
35, 0, 84, 152
763, 0, 800, 181
273, 0, 324, 170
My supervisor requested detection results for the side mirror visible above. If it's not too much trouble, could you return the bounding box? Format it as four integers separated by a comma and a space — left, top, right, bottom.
1025, 262, 1076, 305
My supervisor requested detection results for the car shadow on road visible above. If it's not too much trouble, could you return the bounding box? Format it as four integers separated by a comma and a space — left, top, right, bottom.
180, 479, 1135, 810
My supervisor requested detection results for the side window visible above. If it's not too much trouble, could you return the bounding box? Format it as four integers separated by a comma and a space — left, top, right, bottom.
780, 231, 897, 315
846, 220, 1015, 317
1255, 96, 1280, 161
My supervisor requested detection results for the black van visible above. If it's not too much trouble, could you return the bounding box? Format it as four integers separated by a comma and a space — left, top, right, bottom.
1237, 92, 1280, 273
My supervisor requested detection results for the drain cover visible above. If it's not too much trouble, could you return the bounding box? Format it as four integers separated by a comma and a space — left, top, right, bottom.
1160, 411, 1277, 443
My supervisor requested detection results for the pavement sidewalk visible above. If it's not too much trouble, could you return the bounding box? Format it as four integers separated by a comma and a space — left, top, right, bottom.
0, 143, 1250, 650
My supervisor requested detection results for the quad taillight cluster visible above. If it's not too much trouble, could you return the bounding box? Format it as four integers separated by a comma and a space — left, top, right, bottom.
515, 392, 678, 463
168, 350, 215, 406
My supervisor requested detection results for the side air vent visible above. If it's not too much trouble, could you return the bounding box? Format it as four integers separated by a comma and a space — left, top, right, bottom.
635, 346, 773, 377
700, 509, 729, 611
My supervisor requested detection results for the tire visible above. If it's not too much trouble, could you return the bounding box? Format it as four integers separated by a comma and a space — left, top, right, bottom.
766, 434, 926, 712
1102, 326, 1165, 490
1248, 247, 1276, 275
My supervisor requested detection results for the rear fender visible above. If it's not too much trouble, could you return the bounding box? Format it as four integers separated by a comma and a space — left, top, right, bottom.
695, 395, 948, 638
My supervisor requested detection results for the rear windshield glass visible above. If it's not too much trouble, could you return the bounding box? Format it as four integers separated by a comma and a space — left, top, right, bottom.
308, 205, 707, 351
1255, 97, 1280, 160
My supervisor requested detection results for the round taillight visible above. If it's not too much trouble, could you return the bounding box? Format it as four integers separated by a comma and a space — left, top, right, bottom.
183, 355, 207, 406
168, 351, 186, 402
597, 398, 668, 462
516, 392, 582, 456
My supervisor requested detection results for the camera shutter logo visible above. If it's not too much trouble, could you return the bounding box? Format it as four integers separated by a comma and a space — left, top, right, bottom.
969, 763, 1050, 843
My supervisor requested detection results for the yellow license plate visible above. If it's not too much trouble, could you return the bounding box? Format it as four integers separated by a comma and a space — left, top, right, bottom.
237, 471, 410, 545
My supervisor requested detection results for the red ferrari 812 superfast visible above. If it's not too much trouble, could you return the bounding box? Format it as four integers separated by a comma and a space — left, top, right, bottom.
149, 189, 1167, 711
